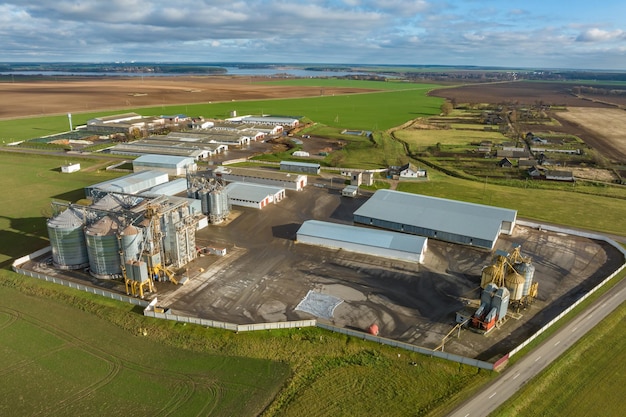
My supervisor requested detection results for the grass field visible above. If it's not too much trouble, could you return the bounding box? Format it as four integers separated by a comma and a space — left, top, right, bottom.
0, 81, 443, 142
493, 300, 626, 417
394, 128, 507, 149
0, 282, 289, 417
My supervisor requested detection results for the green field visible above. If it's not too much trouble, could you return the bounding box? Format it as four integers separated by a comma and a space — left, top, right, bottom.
0, 81, 443, 143
494, 300, 626, 417
0, 282, 289, 417
394, 128, 507, 149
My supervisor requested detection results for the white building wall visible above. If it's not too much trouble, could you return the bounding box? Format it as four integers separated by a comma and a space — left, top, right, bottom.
297, 235, 425, 263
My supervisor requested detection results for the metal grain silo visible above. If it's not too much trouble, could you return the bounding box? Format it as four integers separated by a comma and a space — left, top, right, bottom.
47, 207, 89, 269
85, 215, 121, 279
480, 265, 499, 288
505, 270, 525, 301
198, 189, 209, 214
492, 287, 510, 321
120, 224, 143, 263
515, 261, 536, 297
208, 187, 230, 223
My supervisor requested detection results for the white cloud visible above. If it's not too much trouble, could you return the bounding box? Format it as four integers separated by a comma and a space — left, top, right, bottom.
463, 32, 485, 42
576, 28, 625, 42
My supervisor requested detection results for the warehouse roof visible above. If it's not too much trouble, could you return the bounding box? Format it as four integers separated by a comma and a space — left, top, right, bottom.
214, 166, 305, 183
133, 154, 195, 168
353, 189, 517, 243
87, 170, 169, 195
297, 220, 427, 254
141, 178, 188, 197
225, 182, 284, 203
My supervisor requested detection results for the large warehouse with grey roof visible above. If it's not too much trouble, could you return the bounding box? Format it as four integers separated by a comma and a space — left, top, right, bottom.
353, 189, 516, 250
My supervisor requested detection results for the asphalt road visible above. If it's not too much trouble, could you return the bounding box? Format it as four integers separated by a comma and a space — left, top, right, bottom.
447, 267, 626, 417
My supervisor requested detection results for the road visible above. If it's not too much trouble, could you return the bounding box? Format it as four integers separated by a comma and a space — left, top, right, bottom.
448, 268, 626, 417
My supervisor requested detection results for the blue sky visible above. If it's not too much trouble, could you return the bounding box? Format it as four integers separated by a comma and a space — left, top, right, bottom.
1, 0, 625, 70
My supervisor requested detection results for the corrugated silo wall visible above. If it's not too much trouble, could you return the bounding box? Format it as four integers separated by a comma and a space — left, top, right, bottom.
353, 215, 493, 249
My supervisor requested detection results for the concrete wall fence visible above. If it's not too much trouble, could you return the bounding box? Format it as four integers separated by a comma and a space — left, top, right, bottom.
11, 220, 626, 371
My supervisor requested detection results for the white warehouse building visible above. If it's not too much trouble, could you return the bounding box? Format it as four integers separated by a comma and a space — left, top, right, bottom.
133, 154, 197, 177
353, 190, 517, 250
224, 182, 286, 209
296, 220, 428, 263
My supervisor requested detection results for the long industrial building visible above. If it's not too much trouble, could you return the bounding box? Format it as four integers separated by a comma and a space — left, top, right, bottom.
297, 220, 428, 263
132, 154, 197, 176
353, 190, 517, 250
85, 170, 169, 198
211, 166, 307, 191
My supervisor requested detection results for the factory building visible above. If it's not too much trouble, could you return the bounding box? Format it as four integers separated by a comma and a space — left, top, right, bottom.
132, 154, 197, 177
224, 182, 286, 209
85, 170, 169, 199
211, 166, 307, 191
353, 190, 517, 250
297, 220, 428, 263
280, 161, 320, 175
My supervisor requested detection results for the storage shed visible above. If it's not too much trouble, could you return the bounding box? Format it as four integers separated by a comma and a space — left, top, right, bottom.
61, 163, 80, 173
133, 154, 197, 176
85, 170, 169, 198
341, 185, 358, 197
297, 220, 428, 263
280, 161, 320, 175
224, 182, 285, 209
353, 189, 517, 250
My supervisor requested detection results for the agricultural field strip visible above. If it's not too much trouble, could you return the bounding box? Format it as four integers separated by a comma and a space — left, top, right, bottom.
557, 107, 626, 156
0, 305, 215, 415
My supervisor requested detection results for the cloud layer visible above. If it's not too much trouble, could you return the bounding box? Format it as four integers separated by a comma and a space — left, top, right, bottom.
1, 0, 625, 69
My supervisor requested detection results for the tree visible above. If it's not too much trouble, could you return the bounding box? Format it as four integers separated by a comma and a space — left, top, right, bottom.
440, 101, 453, 116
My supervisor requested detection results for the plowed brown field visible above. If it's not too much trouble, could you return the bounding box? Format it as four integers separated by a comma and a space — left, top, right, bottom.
0, 76, 374, 120
430, 81, 626, 108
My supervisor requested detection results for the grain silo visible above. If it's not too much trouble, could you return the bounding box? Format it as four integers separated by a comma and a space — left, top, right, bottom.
85, 215, 121, 279
207, 185, 230, 224
515, 261, 536, 297
47, 207, 89, 270
504, 269, 525, 301
119, 224, 143, 263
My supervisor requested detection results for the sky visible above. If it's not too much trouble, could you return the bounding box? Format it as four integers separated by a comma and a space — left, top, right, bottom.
1, 0, 625, 70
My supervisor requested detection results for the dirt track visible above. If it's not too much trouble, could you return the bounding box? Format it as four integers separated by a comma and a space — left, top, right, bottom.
0, 76, 374, 119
